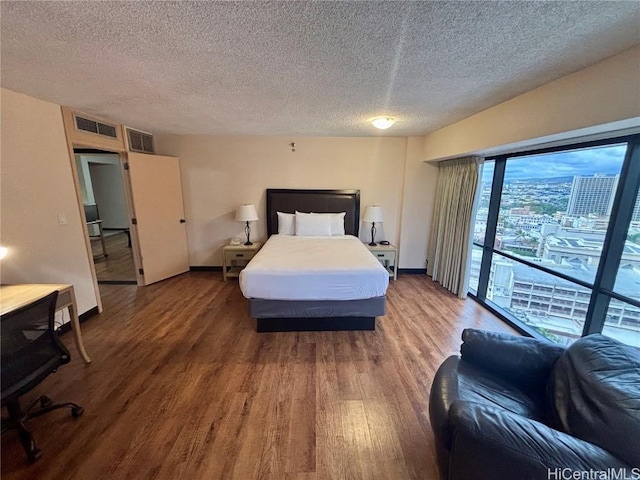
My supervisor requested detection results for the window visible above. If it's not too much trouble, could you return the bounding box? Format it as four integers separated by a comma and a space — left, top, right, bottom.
468, 245, 483, 293
470, 134, 640, 347
473, 161, 495, 245
613, 187, 640, 305
485, 251, 587, 345
494, 144, 626, 283
603, 299, 640, 347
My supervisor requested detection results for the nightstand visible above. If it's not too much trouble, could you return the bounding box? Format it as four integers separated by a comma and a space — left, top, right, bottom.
366, 243, 397, 281
222, 243, 262, 281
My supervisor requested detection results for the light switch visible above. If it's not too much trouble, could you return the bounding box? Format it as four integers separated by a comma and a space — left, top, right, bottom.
58, 213, 68, 225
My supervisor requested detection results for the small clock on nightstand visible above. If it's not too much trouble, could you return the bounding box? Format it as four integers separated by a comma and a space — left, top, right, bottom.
365, 243, 397, 281
222, 243, 262, 281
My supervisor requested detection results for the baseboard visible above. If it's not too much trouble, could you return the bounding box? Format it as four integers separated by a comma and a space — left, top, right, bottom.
398, 268, 427, 275
98, 280, 137, 285
190, 266, 223, 272
58, 306, 99, 334
80, 306, 99, 322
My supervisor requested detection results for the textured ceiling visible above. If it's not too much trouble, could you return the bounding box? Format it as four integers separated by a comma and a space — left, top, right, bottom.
1, 1, 639, 136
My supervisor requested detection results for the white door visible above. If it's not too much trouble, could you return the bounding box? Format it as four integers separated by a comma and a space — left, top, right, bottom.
127, 153, 189, 285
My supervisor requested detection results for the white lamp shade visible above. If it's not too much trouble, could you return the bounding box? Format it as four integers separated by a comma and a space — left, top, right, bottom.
236, 204, 258, 222
363, 205, 383, 223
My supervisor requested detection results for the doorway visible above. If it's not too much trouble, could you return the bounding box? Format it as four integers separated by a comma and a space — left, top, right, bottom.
74, 148, 136, 284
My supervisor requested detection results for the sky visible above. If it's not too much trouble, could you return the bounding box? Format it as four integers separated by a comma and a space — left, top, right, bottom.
481, 143, 628, 182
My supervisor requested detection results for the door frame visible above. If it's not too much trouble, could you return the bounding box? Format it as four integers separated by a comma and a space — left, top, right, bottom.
61, 107, 144, 313
119, 154, 145, 286
78, 152, 145, 286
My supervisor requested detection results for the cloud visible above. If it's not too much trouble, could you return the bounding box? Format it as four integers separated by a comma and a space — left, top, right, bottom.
481, 144, 627, 182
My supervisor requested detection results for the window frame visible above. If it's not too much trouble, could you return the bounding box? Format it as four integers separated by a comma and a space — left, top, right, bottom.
469, 133, 640, 342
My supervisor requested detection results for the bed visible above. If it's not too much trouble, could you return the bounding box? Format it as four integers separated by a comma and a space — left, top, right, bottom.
239, 189, 388, 332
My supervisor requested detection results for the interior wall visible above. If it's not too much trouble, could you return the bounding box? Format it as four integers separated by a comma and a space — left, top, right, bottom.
0, 88, 97, 315
87, 159, 129, 229
399, 137, 439, 269
154, 135, 431, 267
75, 154, 94, 204
422, 45, 640, 162
75, 154, 128, 233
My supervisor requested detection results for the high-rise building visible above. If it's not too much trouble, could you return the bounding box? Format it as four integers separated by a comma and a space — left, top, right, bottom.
566, 174, 619, 217
633, 194, 640, 222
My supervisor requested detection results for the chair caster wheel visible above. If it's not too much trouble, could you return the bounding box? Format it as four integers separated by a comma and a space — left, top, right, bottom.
40, 396, 53, 408
71, 406, 84, 418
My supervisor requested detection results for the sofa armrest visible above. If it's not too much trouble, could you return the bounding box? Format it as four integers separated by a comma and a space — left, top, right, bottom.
448, 401, 631, 480
429, 356, 462, 449
460, 329, 564, 395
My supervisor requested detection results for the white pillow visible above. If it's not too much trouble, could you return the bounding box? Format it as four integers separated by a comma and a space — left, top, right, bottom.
311, 212, 346, 236
295, 211, 332, 236
277, 211, 295, 235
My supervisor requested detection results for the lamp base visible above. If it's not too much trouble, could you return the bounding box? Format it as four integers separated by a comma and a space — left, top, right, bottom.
369, 223, 377, 247
244, 221, 253, 246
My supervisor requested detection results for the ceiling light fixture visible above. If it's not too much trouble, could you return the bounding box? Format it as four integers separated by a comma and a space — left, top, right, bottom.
371, 117, 396, 130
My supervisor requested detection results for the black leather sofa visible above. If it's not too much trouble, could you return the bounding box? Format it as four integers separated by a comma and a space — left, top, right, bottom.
429, 329, 640, 480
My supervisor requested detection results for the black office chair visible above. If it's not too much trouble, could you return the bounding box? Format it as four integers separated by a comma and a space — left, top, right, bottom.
1, 291, 84, 463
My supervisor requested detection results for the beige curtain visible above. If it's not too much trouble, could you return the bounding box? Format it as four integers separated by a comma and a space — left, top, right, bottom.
428, 156, 481, 298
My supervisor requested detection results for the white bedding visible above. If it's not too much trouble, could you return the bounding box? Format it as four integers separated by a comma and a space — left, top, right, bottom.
239, 235, 389, 301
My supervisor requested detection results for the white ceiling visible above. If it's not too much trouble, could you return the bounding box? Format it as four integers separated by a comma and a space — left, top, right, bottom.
1, 1, 639, 137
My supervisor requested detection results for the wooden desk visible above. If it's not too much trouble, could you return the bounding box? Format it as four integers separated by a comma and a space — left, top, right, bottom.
0, 284, 91, 364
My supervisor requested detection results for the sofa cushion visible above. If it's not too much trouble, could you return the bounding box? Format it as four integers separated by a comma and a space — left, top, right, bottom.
430, 355, 547, 452
548, 334, 640, 467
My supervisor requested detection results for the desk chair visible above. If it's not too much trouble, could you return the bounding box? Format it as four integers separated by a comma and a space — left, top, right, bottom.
1, 291, 84, 463
84, 203, 108, 258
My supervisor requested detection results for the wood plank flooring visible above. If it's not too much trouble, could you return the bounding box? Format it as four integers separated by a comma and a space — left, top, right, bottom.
92, 231, 136, 282
1, 273, 516, 480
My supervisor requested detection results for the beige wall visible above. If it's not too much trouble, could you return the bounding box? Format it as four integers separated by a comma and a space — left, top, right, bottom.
422, 46, 640, 162
155, 135, 433, 267
398, 137, 439, 269
1, 88, 97, 314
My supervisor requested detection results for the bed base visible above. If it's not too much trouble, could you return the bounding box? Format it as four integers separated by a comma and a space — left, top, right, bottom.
248, 296, 385, 332
257, 316, 375, 332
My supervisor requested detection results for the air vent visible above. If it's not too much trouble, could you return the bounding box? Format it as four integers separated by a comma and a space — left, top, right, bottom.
74, 114, 118, 138
126, 128, 154, 154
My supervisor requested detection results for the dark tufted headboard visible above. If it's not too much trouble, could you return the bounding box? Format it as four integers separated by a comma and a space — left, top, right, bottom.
266, 189, 360, 237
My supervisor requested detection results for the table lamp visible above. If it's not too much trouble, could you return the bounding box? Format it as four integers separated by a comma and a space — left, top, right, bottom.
363, 206, 383, 246
236, 204, 259, 245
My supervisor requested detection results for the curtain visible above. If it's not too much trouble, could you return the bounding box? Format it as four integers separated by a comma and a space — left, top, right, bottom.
428, 156, 481, 298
